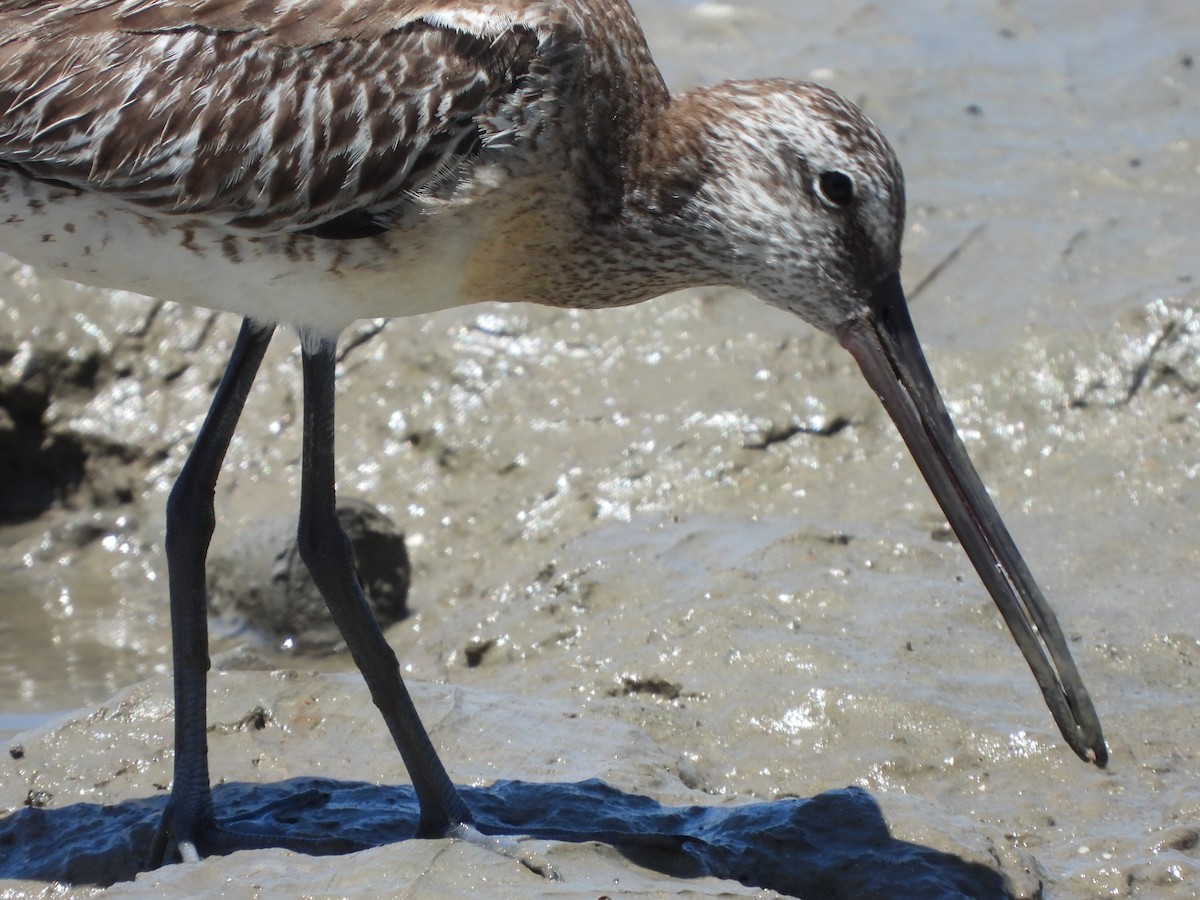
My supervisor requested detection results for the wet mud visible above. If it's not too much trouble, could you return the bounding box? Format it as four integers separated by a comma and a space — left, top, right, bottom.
2, 1, 1199, 897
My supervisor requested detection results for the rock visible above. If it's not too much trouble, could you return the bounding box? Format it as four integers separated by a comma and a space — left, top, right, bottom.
207, 498, 409, 650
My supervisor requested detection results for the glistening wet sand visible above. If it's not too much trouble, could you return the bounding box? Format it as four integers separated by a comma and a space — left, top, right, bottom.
2, 1, 1199, 896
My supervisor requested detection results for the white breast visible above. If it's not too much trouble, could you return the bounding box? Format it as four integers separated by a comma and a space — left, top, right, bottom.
0, 169, 494, 337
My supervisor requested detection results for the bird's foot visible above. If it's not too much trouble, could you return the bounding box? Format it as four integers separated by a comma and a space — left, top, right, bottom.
148, 789, 366, 867
448, 822, 562, 881
148, 788, 558, 879
148, 800, 212, 867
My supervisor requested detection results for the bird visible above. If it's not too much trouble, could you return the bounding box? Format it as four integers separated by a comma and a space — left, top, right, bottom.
0, 0, 1107, 866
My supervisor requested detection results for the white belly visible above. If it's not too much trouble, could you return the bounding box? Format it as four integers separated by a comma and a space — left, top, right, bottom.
0, 169, 488, 337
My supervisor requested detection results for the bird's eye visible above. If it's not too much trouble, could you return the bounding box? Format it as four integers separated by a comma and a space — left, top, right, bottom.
816, 170, 855, 207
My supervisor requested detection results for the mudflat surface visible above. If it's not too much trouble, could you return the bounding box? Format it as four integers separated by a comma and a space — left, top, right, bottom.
2, 1, 1199, 897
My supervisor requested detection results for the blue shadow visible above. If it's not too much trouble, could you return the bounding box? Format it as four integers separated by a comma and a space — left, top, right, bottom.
0, 778, 1008, 898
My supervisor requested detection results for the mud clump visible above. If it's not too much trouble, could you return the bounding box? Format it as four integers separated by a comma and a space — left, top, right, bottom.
207, 498, 410, 650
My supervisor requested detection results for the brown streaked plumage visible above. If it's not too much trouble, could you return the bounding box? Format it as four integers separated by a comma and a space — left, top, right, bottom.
0, 0, 1105, 869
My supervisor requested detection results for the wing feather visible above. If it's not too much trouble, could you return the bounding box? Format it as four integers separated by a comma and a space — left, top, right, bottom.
0, 3, 548, 232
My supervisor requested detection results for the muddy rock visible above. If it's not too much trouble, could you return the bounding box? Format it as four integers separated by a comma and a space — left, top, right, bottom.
207, 498, 410, 650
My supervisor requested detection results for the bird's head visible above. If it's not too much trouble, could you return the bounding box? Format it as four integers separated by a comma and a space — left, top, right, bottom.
647, 80, 904, 334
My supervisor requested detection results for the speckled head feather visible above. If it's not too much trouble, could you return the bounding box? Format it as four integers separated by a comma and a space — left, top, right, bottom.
632, 78, 906, 333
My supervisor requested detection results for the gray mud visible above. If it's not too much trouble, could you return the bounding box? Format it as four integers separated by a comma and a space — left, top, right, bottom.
2, 1, 1199, 897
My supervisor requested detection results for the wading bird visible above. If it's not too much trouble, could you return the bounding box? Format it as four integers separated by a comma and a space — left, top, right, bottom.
0, 0, 1106, 865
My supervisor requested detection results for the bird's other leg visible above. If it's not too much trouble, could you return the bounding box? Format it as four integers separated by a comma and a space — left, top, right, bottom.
296, 332, 472, 837
150, 318, 274, 866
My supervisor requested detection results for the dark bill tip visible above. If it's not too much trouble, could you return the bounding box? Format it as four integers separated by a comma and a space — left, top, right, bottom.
834, 274, 1107, 767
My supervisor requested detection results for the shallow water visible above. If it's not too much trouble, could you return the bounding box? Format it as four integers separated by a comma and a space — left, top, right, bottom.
2, 0, 1199, 897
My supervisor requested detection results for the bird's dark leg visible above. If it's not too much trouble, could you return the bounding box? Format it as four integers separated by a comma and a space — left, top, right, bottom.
297, 333, 472, 836
150, 318, 274, 865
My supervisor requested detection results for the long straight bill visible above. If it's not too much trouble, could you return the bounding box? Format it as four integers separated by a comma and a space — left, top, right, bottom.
836, 273, 1107, 766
